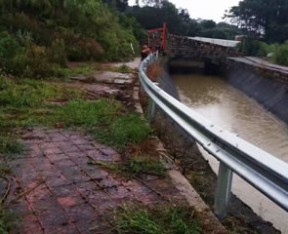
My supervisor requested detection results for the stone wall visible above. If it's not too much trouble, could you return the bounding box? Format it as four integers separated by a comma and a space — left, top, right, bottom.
167, 34, 238, 59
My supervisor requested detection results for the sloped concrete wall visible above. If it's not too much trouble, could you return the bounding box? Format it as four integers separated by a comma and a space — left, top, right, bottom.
223, 59, 288, 123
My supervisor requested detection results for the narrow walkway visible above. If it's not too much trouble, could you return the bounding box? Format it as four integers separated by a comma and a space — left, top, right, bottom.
5, 58, 227, 234
9, 128, 182, 233
6, 58, 186, 234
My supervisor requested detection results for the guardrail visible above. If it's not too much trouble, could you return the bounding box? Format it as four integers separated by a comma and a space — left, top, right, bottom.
139, 53, 288, 218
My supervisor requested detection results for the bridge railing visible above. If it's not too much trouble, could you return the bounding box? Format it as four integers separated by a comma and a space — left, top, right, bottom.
139, 53, 288, 218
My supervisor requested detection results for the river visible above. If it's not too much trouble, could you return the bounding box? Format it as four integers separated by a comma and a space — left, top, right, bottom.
173, 73, 288, 233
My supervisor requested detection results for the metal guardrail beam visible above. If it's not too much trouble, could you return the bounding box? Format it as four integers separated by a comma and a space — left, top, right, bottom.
139, 53, 288, 218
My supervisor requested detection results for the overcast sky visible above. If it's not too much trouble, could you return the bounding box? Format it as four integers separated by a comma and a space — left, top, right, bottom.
128, 0, 241, 23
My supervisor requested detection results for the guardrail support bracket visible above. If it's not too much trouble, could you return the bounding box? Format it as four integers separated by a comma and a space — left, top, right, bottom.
214, 163, 233, 219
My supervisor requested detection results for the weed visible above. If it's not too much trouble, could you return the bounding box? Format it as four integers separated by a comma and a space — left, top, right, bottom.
88, 155, 165, 178
0, 209, 15, 234
0, 164, 11, 176
110, 64, 134, 74
52, 99, 123, 127
115, 205, 201, 234
57, 65, 96, 78
0, 78, 57, 108
96, 114, 152, 147
122, 156, 165, 177
0, 136, 24, 155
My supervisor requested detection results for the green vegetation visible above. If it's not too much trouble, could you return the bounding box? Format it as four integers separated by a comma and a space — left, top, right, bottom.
259, 41, 288, 66
96, 114, 152, 147
127, 1, 241, 40
0, 136, 24, 155
0, 209, 15, 234
0, 0, 139, 77
122, 155, 165, 176
0, 76, 151, 149
110, 64, 135, 74
227, 0, 288, 43
57, 65, 100, 78
237, 39, 288, 66
89, 155, 165, 178
115, 205, 201, 234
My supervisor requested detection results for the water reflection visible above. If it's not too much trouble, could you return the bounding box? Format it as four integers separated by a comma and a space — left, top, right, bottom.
173, 73, 288, 233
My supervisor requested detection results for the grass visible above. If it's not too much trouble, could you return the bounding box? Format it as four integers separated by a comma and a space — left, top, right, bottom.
109, 64, 135, 74
0, 136, 24, 155
95, 114, 152, 148
56, 64, 99, 78
122, 156, 165, 177
0, 76, 152, 150
0, 209, 15, 234
115, 205, 201, 234
88, 155, 165, 178
50, 99, 123, 127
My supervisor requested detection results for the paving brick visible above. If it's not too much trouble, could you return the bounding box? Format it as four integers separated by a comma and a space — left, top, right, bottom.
18, 214, 44, 234
43, 147, 63, 155
25, 184, 53, 204
46, 175, 72, 188
61, 166, 91, 184
49, 184, 78, 197
54, 159, 76, 168
71, 155, 89, 166
66, 152, 84, 159
57, 196, 84, 209
75, 143, 96, 151
97, 176, 119, 190
38, 208, 69, 233
105, 186, 131, 199
83, 167, 109, 181
60, 145, 81, 154
65, 204, 96, 233
9, 128, 192, 234
99, 147, 118, 156
46, 153, 69, 162
47, 226, 79, 234
76, 182, 102, 198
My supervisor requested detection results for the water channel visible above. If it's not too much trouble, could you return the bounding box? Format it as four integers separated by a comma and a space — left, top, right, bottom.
172, 73, 288, 233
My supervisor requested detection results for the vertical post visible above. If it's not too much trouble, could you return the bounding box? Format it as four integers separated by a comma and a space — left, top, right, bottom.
214, 163, 233, 219
147, 99, 156, 121
162, 22, 167, 52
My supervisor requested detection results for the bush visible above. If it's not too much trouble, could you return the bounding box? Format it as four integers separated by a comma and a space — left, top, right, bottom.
258, 40, 288, 66
273, 41, 288, 66
237, 38, 263, 56
67, 37, 104, 61
0, 32, 22, 60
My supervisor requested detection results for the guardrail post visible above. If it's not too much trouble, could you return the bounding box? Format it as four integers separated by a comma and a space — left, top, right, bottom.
147, 99, 156, 121
214, 162, 233, 219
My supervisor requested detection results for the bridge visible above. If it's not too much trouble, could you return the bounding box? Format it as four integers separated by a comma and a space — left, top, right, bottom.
147, 23, 240, 60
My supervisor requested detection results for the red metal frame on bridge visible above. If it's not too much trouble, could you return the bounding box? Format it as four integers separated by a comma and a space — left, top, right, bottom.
147, 22, 167, 52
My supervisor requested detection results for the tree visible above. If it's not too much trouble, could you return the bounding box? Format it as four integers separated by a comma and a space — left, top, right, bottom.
103, 0, 128, 12
227, 0, 288, 43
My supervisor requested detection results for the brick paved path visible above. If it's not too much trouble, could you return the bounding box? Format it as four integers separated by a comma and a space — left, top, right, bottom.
8, 128, 184, 234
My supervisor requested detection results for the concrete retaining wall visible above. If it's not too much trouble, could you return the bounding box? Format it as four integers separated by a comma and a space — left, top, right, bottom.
223, 59, 288, 124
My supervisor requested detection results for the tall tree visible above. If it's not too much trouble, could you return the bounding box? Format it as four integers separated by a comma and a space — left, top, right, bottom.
227, 0, 288, 42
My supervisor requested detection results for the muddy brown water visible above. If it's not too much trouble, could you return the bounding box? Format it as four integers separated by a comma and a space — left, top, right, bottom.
172, 73, 288, 233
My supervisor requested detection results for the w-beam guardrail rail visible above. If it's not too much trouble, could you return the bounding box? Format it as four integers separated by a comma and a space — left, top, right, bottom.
139, 53, 288, 218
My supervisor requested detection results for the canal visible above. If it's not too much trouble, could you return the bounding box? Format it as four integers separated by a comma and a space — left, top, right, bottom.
172, 73, 288, 233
